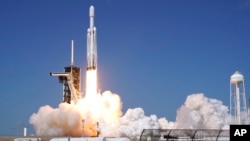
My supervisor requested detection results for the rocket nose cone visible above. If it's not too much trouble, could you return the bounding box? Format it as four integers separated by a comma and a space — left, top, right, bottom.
89, 5, 94, 17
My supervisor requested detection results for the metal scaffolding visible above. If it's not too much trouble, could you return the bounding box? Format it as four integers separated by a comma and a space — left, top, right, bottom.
140, 129, 229, 141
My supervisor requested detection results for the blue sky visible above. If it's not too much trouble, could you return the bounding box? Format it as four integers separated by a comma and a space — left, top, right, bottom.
1, 0, 250, 135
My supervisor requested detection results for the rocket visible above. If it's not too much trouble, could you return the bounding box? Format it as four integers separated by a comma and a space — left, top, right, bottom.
87, 5, 97, 70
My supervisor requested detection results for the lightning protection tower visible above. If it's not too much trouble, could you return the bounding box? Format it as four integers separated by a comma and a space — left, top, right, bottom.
230, 71, 248, 124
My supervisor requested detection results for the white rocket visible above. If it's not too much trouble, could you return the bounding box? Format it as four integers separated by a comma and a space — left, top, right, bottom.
87, 5, 97, 70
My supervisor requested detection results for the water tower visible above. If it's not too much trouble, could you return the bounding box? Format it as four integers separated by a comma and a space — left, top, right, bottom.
230, 71, 247, 124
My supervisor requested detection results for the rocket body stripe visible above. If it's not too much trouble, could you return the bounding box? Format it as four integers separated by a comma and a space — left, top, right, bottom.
87, 5, 97, 70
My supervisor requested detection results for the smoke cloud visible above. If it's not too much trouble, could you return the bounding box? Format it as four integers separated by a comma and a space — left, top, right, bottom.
30, 92, 230, 140
175, 93, 230, 129
29, 103, 82, 136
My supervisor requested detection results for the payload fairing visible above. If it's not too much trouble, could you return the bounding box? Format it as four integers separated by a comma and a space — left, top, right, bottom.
87, 6, 97, 70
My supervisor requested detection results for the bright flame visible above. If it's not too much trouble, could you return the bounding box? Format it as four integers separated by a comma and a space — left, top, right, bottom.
85, 69, 98, 99
83, 69, 123, 121
74, 69, 122, 136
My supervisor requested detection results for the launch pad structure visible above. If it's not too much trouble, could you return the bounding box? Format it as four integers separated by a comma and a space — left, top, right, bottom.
63, 65, 81, 102
50, 40, 81, 104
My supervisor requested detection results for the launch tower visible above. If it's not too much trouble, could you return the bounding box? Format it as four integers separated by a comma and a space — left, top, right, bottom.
50, 40, 81, 103
230, 71, 248, 124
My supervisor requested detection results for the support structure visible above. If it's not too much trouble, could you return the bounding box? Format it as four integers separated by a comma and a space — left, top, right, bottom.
230, 71, 248, 124
50, 40, 81, 103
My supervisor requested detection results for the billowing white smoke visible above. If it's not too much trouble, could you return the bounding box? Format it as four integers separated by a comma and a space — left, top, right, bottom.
30, 92, 230, 140
30, 91, 123, 137
29, 103, 83, 136
100, 107, 169, 140
175, 93, 230, 129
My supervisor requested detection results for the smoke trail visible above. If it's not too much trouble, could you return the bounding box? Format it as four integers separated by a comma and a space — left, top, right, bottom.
29, 93, 230, 140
